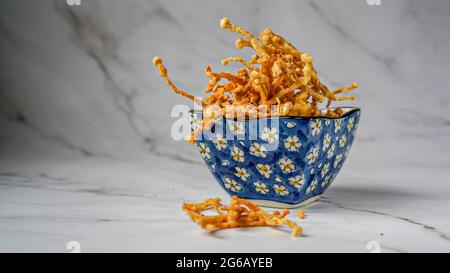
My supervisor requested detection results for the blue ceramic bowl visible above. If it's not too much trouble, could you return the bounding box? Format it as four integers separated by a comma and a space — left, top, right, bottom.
192, 107, 360, 208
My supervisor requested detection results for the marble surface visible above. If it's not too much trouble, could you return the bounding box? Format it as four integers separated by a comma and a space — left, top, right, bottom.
1, 0, 450, 252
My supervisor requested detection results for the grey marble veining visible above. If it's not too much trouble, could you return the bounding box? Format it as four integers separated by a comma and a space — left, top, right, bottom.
0, 0, 450, 252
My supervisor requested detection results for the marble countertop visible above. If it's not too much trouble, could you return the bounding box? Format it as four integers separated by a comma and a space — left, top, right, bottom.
1, 121, 449, 252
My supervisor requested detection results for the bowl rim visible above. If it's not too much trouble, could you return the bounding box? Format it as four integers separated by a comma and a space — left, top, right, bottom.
190, 107, 360, 121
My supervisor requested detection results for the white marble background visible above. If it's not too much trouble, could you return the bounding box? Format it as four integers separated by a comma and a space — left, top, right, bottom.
0, 0, 449, 252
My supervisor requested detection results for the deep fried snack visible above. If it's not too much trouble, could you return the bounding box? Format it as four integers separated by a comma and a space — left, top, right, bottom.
182, 196, 303, 237
152, 57, 204, 106
296, 210, 306, 220
153, 17, 359, 143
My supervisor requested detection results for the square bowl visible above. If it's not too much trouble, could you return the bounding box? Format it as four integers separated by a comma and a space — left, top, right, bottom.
193, 107, 360, 208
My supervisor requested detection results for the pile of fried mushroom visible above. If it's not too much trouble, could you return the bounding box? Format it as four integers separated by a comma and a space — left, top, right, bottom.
153, 17, 358, 143
183, 196, 303, 237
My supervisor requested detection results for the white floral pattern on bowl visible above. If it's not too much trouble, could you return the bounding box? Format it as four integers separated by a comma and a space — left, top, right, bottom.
193, 107, 361, 208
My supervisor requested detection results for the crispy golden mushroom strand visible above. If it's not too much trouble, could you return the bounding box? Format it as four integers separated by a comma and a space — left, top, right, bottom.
182, 196, 303, 237
152, 56, 204, 107
152, 17, 359, 143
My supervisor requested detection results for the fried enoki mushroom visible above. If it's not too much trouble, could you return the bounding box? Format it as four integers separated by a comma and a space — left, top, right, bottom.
296, 210, 306, 220
182, 196, 303, 237
153, 17, 359, 143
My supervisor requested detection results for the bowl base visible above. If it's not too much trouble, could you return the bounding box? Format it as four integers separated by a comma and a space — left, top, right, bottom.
247, 195, 322, 209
